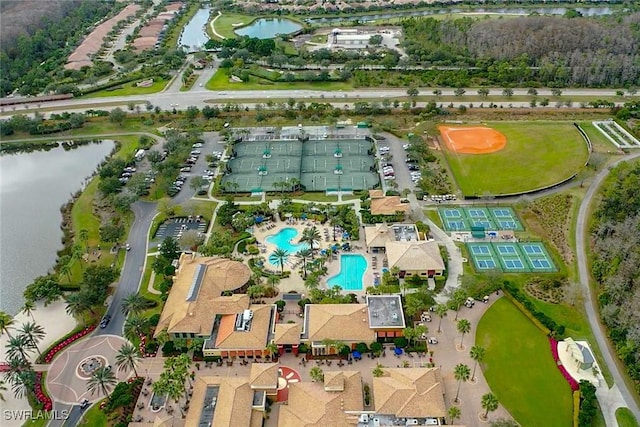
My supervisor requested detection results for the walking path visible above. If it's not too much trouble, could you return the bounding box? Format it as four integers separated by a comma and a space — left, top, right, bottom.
209, 11, 225, 40
575, 151, 640, 424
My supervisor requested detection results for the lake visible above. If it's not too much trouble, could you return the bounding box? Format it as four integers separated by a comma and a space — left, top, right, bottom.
179, 7, 211, 52
235, 18, 302, 39
0, 141, 115, 315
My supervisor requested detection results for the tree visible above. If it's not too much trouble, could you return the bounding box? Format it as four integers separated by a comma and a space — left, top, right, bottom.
309, 366, 324, 382
502, 88, 514, 98
99, 223, 124, 245
247, 284, 266, 301
432, 89, 442, 97
265, 342, 279, 361
269, 248, 290, 274
0, 311, 15, 339
18, 322, 45, 356
87, 366, 117, 398
301, 226, 321, 255
551, 88, 563, 97
481, 393, 499, 420
121, 293, 154, 315
65, 292, 93, 317
457, 319, 471, 349
23, 275, 62, 306
296, 248, 313, 279
159, 237, 180, 261
124, 315, 151, 342
407, 87, 419, 98
449, 288, 466, 321
477, 88, 490, 98
372, 363, 384, 377
453, 363, 471, 403
368, 34, 383, 45
470, 345, 486, 381
403, 327, 417, 348
6, 335, 34, 362
9, 370, 36, 400
115, 343, 142, 377
448, 406, 461, 424
0, 379, 6, 402
527, 88, 538, 97
435, 303, 448, 333
454, 88, 466, 97
109, 108, 126, 126
190, 175, 208, 192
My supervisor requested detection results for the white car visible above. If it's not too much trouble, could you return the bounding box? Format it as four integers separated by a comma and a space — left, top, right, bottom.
192, 143, 203, 148
427, 337, 438, 345
403, 144, 410, 149
384, 175, 395, 180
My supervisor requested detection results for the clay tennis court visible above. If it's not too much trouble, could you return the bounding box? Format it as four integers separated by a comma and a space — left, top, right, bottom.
439, 125, 507, 154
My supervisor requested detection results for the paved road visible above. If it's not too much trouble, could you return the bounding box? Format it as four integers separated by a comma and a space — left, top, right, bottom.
575, 151, 640, 422
2, 87, 634, 117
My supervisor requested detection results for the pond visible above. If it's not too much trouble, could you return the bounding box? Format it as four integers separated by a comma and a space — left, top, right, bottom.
0, 140, 115, 314
179, 7, 211, 51
235, 18, 302, 39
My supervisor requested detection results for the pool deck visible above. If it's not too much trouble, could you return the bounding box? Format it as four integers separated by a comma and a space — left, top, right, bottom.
251, 219, 375, 295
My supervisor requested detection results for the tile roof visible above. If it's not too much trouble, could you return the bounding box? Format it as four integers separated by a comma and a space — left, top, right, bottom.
214, 305, 275, 350
370, 195, 410, 216
279, 371, 363, 427
185, 376, 258, 427
305, 304, 375, 343
323, 371, 345, 391
154, 255, 251, 336
385, 241, 445, 272
364, 223, 393, 248
249, 363, 279, 389
274, 323, 302, 345
373, 368, 446, 418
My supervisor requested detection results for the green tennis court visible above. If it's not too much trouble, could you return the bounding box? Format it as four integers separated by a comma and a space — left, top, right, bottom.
222, 138, 378, 193
439, 206, 523, 232
467, 242, 556, 273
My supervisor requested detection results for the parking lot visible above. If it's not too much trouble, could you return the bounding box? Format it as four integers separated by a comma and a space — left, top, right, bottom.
374, 132, 417, 193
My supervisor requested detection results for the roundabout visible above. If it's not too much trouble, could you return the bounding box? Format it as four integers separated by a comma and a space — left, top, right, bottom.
46, 335, 130, 404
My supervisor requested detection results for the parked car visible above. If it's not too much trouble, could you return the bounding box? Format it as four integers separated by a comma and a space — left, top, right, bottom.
427, 337, 438, 344
180, 166, 192, 172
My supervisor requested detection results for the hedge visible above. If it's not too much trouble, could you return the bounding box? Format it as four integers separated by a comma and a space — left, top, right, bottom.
573, 391, 581, 427
503, 282, 565, 337
38, 323, 97, 363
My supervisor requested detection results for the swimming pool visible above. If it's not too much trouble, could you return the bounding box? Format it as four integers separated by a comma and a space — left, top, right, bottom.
266, 227, 308, 256
327, 254, 367, 291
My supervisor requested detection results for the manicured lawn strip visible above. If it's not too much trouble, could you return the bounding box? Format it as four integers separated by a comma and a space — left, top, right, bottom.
477, 298, 573, 426
139, 255, 163, 318
616, 407, 640, 427
577, 121, 619, 153
212, 13, 256, 39
205, 69, 352, 91
78, 399, 108, 427
424, 209, 444, 229
444, 121, 589, 196
83, 78, 169, 98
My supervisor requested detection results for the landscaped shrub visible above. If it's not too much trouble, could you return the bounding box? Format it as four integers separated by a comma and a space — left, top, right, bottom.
149, 313, 160, 326
356, 342, 369, 354
503, 281, 566, 338
577, 381, 597, 426
370, 342, 383, 355
394, 337, 408, 348
41, 324, 97, 363
162, 341, 176, 356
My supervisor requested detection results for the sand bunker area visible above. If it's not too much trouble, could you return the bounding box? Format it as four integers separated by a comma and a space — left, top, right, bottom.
439, 125, 507, 154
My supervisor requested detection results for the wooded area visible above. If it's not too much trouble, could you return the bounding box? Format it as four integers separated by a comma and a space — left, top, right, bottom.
591, 160, 640, 394
401, 14, 640, 87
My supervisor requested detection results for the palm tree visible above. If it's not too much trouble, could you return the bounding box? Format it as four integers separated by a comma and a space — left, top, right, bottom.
18, 322, 45, 356
457, 319, 471, 350
0, 311, 15, 339
453, 363, 471, 403
21, 301, 36, 322
301, 226, 321, 254
10, 370, 36, 399
0, 379, 7, 402
372, 363, 384, 378
296, 248, 313, 278
79, 228, 89, 253
448, 406, 461, 424
247, 284, 266, 302
309, 366, 324, 382
435, 303, 447, 333
265, 342, 279, 361
470, 345, 486, 381
65, 292, 93, 317
115, 343, 142, 378
269, 248, 290, 274
481, 392, 499, 419
87, 366, 117, 398
121, 293, 153, 315
124, 315, 151, 342
6, 335, 34, 362
267, 275, 281, 288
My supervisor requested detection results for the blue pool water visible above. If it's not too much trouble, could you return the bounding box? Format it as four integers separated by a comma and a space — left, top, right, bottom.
327, 254, 367, 291
266, 228, 308, 263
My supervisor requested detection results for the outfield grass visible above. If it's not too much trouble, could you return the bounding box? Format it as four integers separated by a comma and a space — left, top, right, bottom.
444, 121, 589, 196
477, 298, 573, 426
205, 69, 352, 91
84, 78, 169, 98
616, 407, 640, 427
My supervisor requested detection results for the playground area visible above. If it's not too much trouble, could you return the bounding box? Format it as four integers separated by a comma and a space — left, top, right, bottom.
439, 125, 507, 154
467, 241, 556, 273
438, 206, 524, 231
222, 138, 378, 193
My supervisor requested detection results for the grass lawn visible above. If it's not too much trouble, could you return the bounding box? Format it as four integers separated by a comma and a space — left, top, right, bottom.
205, 69, 352, 91
577, 121, 619, 153
78, 400, 107, 427
211, 13, 256, 39
84, 78, 169, 98
616, 407, 640, 427
477, 298, 573, 426
443, 121, 589, 196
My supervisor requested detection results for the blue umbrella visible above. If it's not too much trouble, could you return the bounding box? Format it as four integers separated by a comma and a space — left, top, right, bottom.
331, 245, 339, 251
352, 350, 362, 359
301, 213, 307, 220
342, 231, 349, 238
320, 249, 327, 255
394, 347, 403, 356
255, 216, 264, 224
